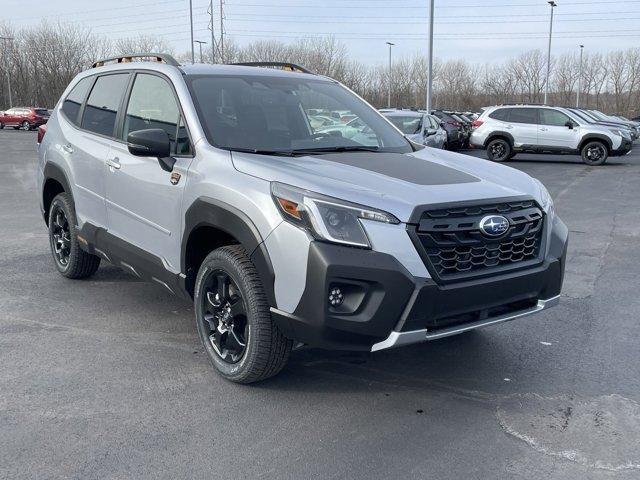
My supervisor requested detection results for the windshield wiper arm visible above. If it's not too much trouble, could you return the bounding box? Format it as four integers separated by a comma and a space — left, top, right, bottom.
228, 147, 295, 156
292, 145, 381, 154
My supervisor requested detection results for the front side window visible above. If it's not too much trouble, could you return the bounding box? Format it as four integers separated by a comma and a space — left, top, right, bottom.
81, 73, 129, 137
507, 108, 538, 125
123, 73, 190, 155
62, 77, 93, 124
540, 109, 571, 127
187, 74, 412, 154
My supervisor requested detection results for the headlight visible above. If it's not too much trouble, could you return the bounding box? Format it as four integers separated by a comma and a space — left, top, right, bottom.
608, 128, 625, 138
271, 182, 399, 248
533, 178, 554, 216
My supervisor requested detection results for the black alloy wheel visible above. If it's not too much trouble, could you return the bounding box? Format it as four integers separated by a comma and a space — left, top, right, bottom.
201, 269, 249, 364
581, 141, 608, 166
50, 204, 72, 268
486, 138, 511, 162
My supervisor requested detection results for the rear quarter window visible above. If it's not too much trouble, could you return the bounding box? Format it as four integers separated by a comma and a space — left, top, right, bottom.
488, 109, 509, 121
61, 77, 94, 125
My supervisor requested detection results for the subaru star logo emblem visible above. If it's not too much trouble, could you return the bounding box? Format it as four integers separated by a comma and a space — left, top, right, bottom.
479, 215, 510, 237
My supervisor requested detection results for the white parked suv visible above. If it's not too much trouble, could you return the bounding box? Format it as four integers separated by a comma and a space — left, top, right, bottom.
471, 105, 633, 165
37, 55, 568, 383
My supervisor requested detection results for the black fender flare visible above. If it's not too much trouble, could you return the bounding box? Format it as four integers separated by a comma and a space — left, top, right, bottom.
484, 131, 515, 148
43, 162, 72, 196
182, 197, 276, 306
42, 162, 73, 223
578, 134, 613, 152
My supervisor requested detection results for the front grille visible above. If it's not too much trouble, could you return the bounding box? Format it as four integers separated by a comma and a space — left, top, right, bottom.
411, 200, 545, 282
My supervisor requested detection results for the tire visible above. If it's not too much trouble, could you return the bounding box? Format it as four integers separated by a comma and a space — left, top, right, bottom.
48, 193, 101, 279
486, 137, 511, 162
194, 245, 292, 384
442, 142, 448, 150
21, 121, 30, 130
0, 122, 4, 129
581, 141, 608, 166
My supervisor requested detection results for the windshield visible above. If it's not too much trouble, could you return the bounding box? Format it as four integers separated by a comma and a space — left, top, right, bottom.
187, 74, 412, 154
385, 115, 423, 134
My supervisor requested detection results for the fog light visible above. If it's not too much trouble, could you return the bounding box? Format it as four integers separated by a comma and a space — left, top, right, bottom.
328, 287, 344, 307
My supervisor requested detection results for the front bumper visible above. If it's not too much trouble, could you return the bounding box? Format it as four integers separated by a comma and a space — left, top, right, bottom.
611, 138, 633, 156
271, 215, 568, 351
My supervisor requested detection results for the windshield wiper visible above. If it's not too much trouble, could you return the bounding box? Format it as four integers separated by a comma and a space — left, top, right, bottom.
291, 145, 381, 154
228, 147, 295, 156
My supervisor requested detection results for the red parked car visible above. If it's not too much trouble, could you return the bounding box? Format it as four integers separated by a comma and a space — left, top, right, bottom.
0, 107, 50, 130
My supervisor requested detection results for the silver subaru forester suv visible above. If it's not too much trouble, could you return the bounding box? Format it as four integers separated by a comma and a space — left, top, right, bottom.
37, 55, 568, 383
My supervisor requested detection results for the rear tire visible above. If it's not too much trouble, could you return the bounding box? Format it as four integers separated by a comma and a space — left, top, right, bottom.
486, 138, 512, 162
48, 193, 101, 279
194, 245, 292, 384
0, 122, 4, 129
581, 141, 608, 166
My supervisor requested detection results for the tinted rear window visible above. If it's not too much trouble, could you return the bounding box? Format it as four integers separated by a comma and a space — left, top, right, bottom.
507, 108, 538, 124
62, 77, 93, 124
489, 109, 509, 121
81, 74, 129, 137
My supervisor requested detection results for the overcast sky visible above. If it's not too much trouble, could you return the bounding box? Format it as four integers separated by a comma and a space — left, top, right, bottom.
3, 0, 640, 64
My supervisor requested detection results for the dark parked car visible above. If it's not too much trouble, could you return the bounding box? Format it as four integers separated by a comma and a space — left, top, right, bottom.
431, 110, 464, 150
0, 107, 50, 130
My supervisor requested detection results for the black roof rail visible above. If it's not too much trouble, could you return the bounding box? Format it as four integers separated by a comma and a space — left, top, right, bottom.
92, 53, 180, 69
231, 61, 314, 74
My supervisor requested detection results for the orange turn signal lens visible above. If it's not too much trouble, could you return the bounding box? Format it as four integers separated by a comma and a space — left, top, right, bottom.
277, 197, 302, 220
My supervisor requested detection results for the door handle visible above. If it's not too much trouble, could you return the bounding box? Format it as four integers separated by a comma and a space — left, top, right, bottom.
540, 128, 548, 131
106, 158, 121, 170
62, 144, 74, 154
505, 125, 513, 129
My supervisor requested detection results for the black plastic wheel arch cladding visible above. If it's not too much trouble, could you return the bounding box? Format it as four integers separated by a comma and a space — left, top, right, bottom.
42, 163, 73, 224
182, 197, 277, 306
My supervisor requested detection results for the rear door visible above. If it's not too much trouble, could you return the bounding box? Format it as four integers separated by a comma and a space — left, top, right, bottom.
105, 71, 193, 273
60, 73, 130, 229
538, 108, 581, 149
503, 108, 539, 147
3, 108, 18, 126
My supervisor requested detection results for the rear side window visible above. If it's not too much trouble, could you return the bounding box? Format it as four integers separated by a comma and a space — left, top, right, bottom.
122, 73, 190, 155
81, 73, 129, 137
488, 109, 509, 121
62, 77, 93, 125
507, 108, 538, 125
539, 109, 571, 127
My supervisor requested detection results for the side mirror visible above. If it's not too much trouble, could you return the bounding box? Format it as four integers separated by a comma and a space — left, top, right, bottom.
127, 129, 175, 172
425, 128, 437, 137
440, 121, 446, 128
565, 120, 574, 130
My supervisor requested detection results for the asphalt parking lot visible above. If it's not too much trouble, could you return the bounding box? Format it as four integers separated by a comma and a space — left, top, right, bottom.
1, 129, 639, 480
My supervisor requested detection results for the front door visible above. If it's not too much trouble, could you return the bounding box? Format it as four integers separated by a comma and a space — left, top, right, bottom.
105, 72, 193, 274
538, 108, 581, 149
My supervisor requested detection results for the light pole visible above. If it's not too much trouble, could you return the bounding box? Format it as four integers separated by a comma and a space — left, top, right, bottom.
577, 44, 584, 108
386, 41, 394, 108
0, 36, 13, 108
189, 0, 195, 64
209, 0, 216, 63
544, 1, 557, 105
426, 0, 435, 112
194, 40, 207, 63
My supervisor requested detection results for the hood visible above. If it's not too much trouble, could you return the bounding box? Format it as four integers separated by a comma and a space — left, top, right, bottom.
231, 148, 542, 223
